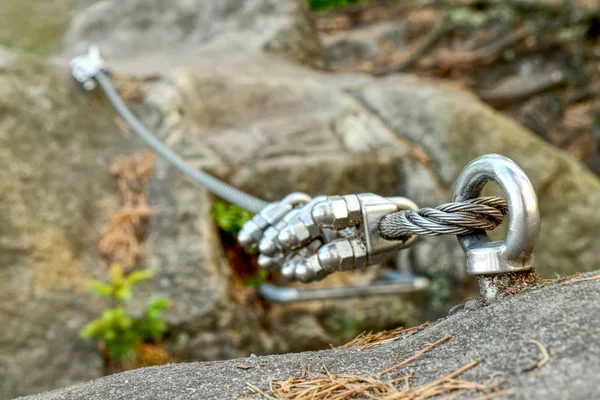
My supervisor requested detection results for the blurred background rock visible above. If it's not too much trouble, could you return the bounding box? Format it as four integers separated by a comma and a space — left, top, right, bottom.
1, 0, 600, 397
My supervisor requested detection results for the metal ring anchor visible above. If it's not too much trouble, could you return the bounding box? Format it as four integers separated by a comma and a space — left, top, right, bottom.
453, 154, 540, 275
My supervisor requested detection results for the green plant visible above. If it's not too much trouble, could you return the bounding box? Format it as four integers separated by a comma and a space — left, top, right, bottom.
80, 264, 171, 360
307, 0, 361, 11
243, 269, 269, 288
210, 200, 254, 235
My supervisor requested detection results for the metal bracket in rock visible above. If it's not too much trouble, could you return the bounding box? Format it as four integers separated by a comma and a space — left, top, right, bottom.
453, 154, 541, 301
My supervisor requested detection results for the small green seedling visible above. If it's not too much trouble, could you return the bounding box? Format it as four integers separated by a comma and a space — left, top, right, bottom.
80, 264, 171, 361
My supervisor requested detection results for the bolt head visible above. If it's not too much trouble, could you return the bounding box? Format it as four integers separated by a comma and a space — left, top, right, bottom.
292, 224, 312, 244
258, 239, 278, 256
281, 262, 297, 282
318, 241, 355, 272
258, 253, 283, 271
299, 212, 320, 237
330, 198, 349, 229
294, 261, 313, 283
277, 226, 298, 250
312, 201, 334, 227
238, 222, 261, 248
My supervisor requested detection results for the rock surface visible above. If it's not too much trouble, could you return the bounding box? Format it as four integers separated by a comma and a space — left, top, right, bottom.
0, 1, 323, 396
0, 0, 326, 70
0, 0, 72, 54
62, 0, 327, 69
23, 272, 600, 400
0, 53, 131, 396
322, 20, 406, 67
2, 0, 600, 398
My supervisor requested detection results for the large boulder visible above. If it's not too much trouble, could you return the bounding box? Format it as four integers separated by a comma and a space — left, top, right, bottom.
22, 272, 600, 400
2, 0, 600, 398
62, 0, 327, 69
3, 48, 600, 398
0, 0, 326, 70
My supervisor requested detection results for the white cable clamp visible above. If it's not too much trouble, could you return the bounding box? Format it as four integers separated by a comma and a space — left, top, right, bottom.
69, 45, 105, 91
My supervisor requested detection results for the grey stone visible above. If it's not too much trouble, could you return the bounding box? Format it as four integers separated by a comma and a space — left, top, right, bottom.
380, 21, 407, 49
0, 46, 18, 71
62, 0, 327, 70
3, 4, 600, 397
323, 21, 406, 66
0, 0, 326, 70
324, 36, 382, 64
22, 272, 600, 400
0, 54, 132, 397
478, 70, 567, 107
4, 49, 600, 398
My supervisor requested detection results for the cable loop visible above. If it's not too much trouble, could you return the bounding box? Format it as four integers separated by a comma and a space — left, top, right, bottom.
379, 197, 508, 239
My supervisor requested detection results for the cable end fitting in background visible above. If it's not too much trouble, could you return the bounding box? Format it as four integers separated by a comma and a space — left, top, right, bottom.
69, 45, 105, 91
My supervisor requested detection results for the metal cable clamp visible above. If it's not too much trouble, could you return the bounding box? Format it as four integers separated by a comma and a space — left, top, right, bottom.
239, 194, 421, 281
70, 45, 105, 91
239, 194, 430, 301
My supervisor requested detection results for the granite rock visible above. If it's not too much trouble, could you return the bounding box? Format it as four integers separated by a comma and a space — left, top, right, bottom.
23, 272, 600, 400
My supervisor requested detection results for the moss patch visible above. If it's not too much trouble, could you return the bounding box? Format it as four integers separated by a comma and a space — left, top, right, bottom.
0, 0, 73, 54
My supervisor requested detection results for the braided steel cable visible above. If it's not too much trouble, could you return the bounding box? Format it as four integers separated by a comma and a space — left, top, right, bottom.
95, 71, 269, 213
379, 197, 508, 238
